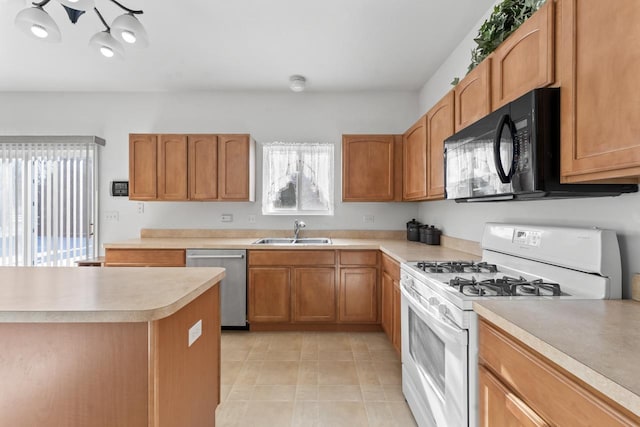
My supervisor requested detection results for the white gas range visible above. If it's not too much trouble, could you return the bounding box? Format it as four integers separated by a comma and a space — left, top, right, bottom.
399, 223, 622, 427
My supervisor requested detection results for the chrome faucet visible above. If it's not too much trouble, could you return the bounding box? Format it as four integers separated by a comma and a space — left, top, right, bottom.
293, 219, 306, 240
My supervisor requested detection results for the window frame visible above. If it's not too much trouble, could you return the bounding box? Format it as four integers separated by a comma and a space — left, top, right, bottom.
262, 142, 335, 216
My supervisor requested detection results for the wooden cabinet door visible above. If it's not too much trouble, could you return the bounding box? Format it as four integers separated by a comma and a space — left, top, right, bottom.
454, 59, 491, 132
559, 0, 640, 183
188, 135, 218, 200
491, 0, 555, 110
218, 135, 254, 200
129, 134, 157, 200
157, 135, 188, 200
392, 281, 401, 354
342, 135, 398, 201
248, 268, 290, 323
403, 115, 428, 200
339, 267, 378, 323
381, 271, 393, 338
292, 268, 336, 322
427, 91, 455, 200
479, 365, 549, 427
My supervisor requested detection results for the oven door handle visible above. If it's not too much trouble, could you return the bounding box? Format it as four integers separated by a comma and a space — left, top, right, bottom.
401, 285, 467, 346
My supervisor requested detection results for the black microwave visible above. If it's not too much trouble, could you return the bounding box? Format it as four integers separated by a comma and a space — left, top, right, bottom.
444, 88, 637, 202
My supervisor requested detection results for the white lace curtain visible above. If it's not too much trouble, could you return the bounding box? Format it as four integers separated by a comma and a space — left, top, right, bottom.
262, 142, 334, 215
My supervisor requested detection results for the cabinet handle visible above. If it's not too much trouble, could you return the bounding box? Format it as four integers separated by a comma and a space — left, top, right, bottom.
187, 254, 245, 259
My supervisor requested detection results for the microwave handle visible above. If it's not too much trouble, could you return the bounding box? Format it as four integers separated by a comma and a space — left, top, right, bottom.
493, 114, 516, 184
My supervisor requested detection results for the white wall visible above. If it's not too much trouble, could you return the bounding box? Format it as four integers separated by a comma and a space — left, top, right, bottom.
0, 91, 419, 250
416, 2, 640, 298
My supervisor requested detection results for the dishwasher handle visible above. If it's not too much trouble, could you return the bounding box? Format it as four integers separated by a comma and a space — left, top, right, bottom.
186, 254, 245, 260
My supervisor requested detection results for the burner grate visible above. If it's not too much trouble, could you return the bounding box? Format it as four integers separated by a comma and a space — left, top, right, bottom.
415, 261, 498, 274
448, 275, 561, 297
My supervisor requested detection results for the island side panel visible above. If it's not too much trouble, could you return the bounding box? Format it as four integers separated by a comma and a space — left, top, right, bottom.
0, 322, 148, 427
150, 285, 221, 427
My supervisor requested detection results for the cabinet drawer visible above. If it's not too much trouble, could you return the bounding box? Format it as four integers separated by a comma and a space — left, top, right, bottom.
381, 253, 400, 277
339, 250, 378, 266
479, 320, 639, 426
249, 250, 335, 266
105, 249, 185, 267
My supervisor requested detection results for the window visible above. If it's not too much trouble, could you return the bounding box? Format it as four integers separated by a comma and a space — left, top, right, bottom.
262, 143, 334, 215
0, 136, 101, 266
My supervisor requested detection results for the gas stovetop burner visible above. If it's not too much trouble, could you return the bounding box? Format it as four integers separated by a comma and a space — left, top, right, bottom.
499, 276, 562, 296
415, 261, 498, 274
448, 275, 561, 297
449, 277, 511, 296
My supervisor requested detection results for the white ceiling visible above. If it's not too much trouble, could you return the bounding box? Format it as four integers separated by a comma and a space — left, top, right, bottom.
0, 0, 495, 92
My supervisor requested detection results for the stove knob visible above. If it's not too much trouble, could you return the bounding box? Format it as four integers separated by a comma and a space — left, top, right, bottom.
428, 297, 439, 306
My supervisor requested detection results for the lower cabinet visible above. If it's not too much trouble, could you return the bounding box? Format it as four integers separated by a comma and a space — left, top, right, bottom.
479, 319, 640, 426
293, 268, 336, 322
104, 248, 186, 267
381, 254, 401, 354
339, 267, 378, 323
392, 283, 401, 354
248, 267, 291, 323
248, 250, 379, 330
381, 270, 394, 336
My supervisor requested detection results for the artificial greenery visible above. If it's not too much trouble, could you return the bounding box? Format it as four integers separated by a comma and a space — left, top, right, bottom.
451, 0, 546, 85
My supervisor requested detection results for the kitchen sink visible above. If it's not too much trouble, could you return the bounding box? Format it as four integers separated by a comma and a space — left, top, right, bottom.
252, 237, 332, 245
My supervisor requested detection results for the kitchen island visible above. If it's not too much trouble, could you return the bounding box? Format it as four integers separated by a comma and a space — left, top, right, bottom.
0, 266, 225, 427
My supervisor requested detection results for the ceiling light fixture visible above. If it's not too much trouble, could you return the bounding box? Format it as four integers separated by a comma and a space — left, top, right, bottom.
14, 0, 148, 58
289, 75, 306, 92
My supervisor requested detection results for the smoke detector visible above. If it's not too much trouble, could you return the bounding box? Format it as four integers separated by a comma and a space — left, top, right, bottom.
289, 75, 306, 92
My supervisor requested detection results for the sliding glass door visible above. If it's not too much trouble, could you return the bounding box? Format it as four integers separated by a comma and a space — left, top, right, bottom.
0, 137, 102, 266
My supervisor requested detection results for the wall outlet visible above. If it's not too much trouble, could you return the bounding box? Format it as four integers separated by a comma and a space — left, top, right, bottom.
221, 214, 233, 222
104, 211, 119, 222
363, 214, 375, 224
188, 319, 202, 347
248, 215, 256, 224
137, 203, 144, 214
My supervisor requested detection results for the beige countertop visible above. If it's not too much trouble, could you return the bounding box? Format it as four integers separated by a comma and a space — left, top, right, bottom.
104, 237, 481, 263
0, 266, 224, 323
474, 300, 640, 417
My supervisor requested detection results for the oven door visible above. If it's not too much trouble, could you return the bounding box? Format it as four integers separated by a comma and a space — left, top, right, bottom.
401, 285, 468, 427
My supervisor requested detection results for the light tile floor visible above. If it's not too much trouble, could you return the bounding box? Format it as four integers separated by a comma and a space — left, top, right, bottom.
216, 331, 418, 427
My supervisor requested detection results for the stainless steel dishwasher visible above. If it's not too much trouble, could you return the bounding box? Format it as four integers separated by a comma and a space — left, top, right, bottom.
186, 249, 247, 328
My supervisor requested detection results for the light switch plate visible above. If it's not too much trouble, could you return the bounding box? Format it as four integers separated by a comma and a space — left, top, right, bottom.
363, 214, 375, 224
188, 319, 202, 347
221, 214, 233, 222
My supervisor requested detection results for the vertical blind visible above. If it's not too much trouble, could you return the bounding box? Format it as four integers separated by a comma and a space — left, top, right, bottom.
0, 137, 101, 266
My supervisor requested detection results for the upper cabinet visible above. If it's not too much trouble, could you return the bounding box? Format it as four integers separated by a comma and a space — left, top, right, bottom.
129, 134, 158, 200
218, 135, 255, 200
403, 115, 428, 201
188, 135, 218, 200
342, 134, 402, 202
454, 59, 492, 132
559, 0, 640, 183
490, 0, 555, 110
426, 91, 455, 200
129, 133, 255, 201
158, 135, 188, 200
